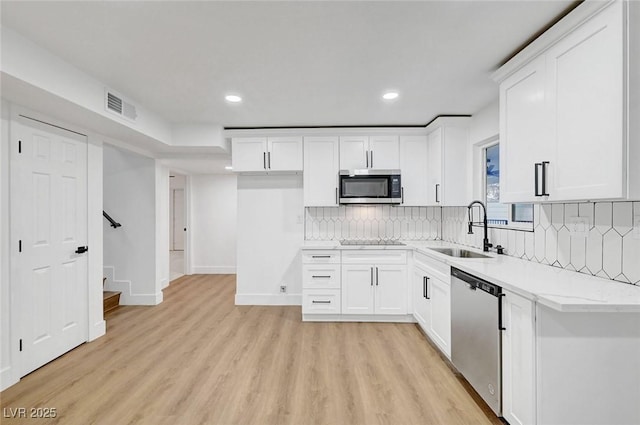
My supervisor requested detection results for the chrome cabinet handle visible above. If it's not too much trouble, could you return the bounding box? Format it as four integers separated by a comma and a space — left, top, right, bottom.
541, 161, 549, 196
268, 151, 271, 169
366, 150, 369, 168
311, 255, 331, 258
370, 267, 374, 286
375, 267, 379, 286
425, 277, 430, 299
435, 184, 440, 203
312, 300, 331, 304
370, 150, 374, 168
263, 152, 267, 169
312, 275, 331, 279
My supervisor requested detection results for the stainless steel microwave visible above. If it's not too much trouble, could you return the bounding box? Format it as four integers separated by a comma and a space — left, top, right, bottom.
339, 169, 402, 204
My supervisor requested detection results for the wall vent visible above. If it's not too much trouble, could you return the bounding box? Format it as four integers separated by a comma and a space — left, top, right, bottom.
105, 89, 138, 122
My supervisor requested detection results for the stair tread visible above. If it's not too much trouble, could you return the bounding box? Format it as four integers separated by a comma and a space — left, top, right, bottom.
103, 291, 122, 300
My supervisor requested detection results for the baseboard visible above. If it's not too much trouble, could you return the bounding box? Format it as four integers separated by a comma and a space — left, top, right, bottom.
192, 266, 236, 274
89, 319, 106, 341
0, 366, 19, 392
235, 293, 302, 306
120, 291, 163, 306
302, 314, 416, 323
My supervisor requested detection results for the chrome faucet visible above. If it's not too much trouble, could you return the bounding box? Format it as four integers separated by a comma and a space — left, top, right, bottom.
467, 200, 492, 252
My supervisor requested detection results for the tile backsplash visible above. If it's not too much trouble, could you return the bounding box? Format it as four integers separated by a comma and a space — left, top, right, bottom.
442, 201, 640, 286
305, 201, 640, 286
305, 206, 441, 241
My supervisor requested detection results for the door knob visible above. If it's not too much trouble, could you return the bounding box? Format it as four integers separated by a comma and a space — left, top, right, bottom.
75, 246, 88, 254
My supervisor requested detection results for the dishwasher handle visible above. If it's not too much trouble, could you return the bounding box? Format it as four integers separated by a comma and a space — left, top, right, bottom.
498, 293, 506, 331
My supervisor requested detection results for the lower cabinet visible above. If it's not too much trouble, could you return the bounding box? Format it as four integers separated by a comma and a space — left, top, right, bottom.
342, 264, 407, 315
501, 290, 536, 425
413, 252, 451, 358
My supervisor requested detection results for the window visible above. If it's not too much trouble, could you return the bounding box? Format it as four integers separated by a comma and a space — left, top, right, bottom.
483, 143, 533, 229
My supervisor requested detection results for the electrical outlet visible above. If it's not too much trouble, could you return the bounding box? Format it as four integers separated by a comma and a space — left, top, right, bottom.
567, 216, 589, 238
280, 285, 287, 293
634, 215, 640, 239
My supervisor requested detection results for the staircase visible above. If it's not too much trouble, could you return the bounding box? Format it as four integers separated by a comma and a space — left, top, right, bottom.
103, 277, 121, 316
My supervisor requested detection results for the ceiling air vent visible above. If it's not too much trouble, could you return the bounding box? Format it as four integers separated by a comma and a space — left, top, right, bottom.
105, 90, 138, 122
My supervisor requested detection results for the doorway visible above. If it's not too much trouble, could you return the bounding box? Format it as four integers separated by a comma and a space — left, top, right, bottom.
169, 173, 186, 281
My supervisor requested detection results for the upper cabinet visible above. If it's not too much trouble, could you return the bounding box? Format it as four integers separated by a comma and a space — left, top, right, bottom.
425, 117, 470, 206
303, 136, 340, 207
232, 136, 302, 172
400, 135, 429, 206
494, 0, 639, 202
339, 135, 399, 170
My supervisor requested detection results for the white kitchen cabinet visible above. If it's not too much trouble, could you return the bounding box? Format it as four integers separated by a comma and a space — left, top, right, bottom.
425, 117, 470, 206
400, 135, 429, 206
341, 250, 407, 316
232, 136, 302, 172
494, 0, 639, 202
413, 251, 451, 357
339, 135, 399, 170
412, 265, 430, 327
499, 58, 551, 203
303, 136, 339, 206
302, 250, 341, 316
502, 290, 536, 425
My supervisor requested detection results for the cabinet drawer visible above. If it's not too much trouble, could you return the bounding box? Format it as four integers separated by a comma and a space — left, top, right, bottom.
342, 250, 407, 265
414, 251, 450, 282
302, 289, 341, 314
303, 265, 340, 289
302, 250, 341, 264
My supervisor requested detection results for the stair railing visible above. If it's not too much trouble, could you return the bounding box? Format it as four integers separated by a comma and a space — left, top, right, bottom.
103, 211, 122, 228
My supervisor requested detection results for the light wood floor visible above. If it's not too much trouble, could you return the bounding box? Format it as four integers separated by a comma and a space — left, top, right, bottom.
1, 275, 502, 425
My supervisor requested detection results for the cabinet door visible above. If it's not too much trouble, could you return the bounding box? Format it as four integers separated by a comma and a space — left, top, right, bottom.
412, 266, 430, 328
374, 265, 407, 315
267, 136, 303, 171
303, 136, 339, 206
339, 136, 368, 170
231, 137, 268, 172
426, 128, 442, 205
400, 136, 429, 206
428, 275, 451, 357
369, 135, 400, 169
341, 265, 375, 314
499, 58, 550, 203
502, 290, 535, 425
545, 1, 624, 201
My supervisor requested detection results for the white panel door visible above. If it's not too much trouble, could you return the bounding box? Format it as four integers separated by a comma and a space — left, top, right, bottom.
172, 189, 184, 250
267, 136, 303, 171
303, 136, 339, 206
341, 265, 374, 314
499, 58, 550, 203
428, 275, 451, 357
369, 135, 400, 169
426, 128, 442, 205
400, 136, 429, 206
546, 1, 624, 201
502, 290, 536, 425
339, 136, 368, 170
374, 265, 407, 315
12, 117, 88, 377
231, 137, 268, 172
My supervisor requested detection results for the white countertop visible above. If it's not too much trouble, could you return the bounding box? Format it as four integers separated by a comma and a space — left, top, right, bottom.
302, 240, 640, 313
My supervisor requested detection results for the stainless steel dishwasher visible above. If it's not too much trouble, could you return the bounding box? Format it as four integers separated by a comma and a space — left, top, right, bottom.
451, 267, 503, 417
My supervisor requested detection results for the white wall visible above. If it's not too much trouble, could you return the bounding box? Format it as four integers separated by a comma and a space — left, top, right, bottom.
156, 163, 170, 289
190, 174, 238, 274
103, 144, 162, 305
0, 99, 15, 390
236, 175, 303, 305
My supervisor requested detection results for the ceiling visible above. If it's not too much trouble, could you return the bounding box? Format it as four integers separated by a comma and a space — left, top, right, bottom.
1, 1, 577, 130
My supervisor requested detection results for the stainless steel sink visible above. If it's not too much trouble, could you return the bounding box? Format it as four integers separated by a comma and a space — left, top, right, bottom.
428, 247, 491, 259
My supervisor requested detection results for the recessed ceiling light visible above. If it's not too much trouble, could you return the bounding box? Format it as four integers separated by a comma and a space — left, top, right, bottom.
225, 165, 233, 170
382, 91, 399, 100
225, 95, 242, 103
